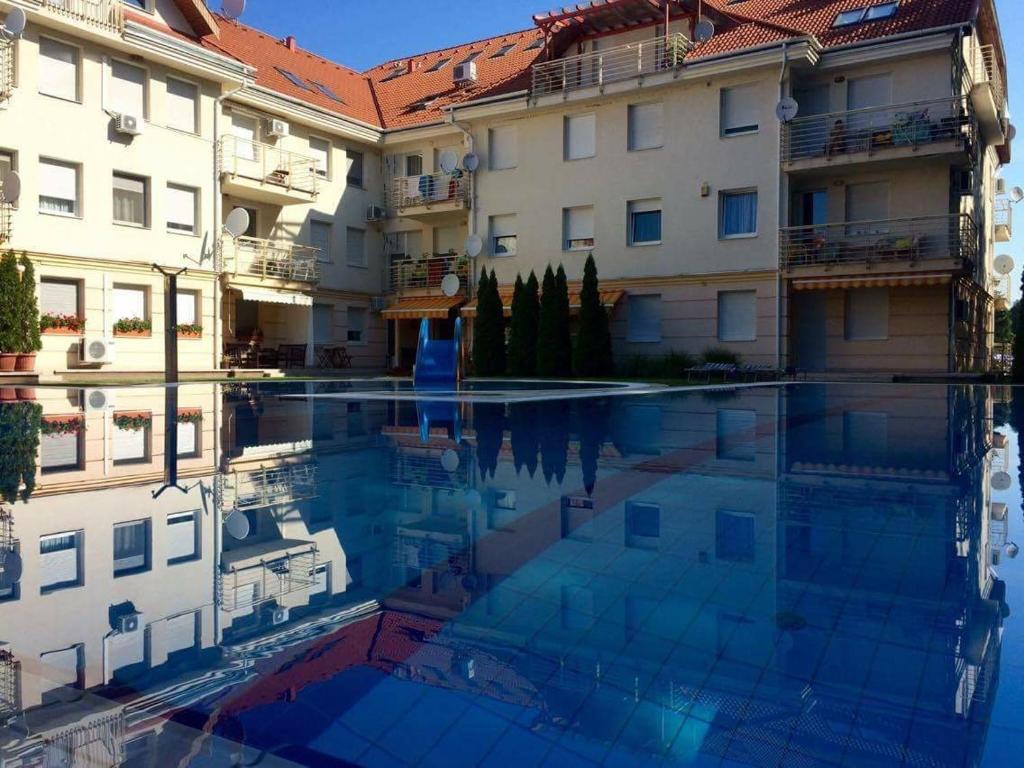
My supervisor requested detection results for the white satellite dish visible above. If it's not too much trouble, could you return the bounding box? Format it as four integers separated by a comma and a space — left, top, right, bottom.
464, 234, 484, 258
1, 7, 26, 38
0, 170, 21, 205
0, 550, 23, 589
1011, 186, 1024, 204
439, 150, 459, 174
776, 97, 799, 123
462, 152, 480, 172
1007, 123, 1017, 143
994, 254, 1015, 275
224, 511, 251, 540
992, 471, 1013, 491
223, 207, 250, 238
222, 0, 246, 21
441, 273, 461, 298
694, 18, 715, 43
441, 448, 460, 472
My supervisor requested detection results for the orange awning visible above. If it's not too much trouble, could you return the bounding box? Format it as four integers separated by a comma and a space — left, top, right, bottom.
462, 287, 624, 318
791, 272, 953, 291
380, 296, 465, 319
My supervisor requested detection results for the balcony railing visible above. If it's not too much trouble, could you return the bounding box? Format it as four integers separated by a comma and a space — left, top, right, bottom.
219, 464, 319, 513
971, 43, 1005, 112
218, 136, 319, 198
218, 544, 318, 612
388, 172, 470, 212
388, 253, 471, 293
42, 0, 125, 34
219, 236, 321, 284
531, 33, 692, 98
0, 203, 10, 247
994, 197, 1012, 242
781, 97, 975, 164
0, 40, 13, 102
780, 214, 978, 270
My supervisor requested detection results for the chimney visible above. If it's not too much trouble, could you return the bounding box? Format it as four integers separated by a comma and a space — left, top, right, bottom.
285, 35, 297, 51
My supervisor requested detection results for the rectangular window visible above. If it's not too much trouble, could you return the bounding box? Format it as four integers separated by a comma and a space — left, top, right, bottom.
311, 220, 332, 263
40, 532, 82, 592
167, 511, 199, 564
165, 612, 199, 655
716, 510, 755, 562
177, 416, 200, 458
846, 73, 892, 110
112, 284, 148, 324
113, 520, 150, 576
489, 125, 518, 170
717, 290, 757, 342
347, 306, 366, 343
625, 501, 660, 550
39, 158, 79, 216
309, 136, 331, 179
346, 227, 366, 267
110, 59, 147, 117
628, 199, 662, 245
41, 427, 82, 473
176, 289, 198, 326
112, 409, 151, 465
490, 214, 517, 256
40, 278, 81, 319
427, 57, 451, 72
346, 149, 364, 186
39, 645, 83, 700
563, 205, 595, 250
843, 411, 889, 463
230, 113, 258, 160
165, 77, 198, 133
845, 181, 890, 233
720, 84, 759, 136
845, 288, 889, 340
313, 303, 333, 344
0, 151, 13, 189
564, 113, 596, 160
404, 154, 423, 176
166, 184, 197, 234
716, 409, 756, 462
39, 37, 79, 102
719, 190, 758, 238
113, 173, 148, 226
628, 102, 663, 151
627, 294, 662, 343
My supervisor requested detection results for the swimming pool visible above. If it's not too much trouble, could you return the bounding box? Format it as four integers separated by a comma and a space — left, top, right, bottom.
0, 381, 1019, 766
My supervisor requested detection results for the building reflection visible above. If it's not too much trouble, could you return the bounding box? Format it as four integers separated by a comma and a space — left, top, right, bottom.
0, 383, 1010, 766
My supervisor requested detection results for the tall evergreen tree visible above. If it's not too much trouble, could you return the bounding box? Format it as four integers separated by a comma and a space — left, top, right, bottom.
506, 274, 529, 375
18, 254, 41, 355
536, 265, 559, 376
473, 268, 505, 376
1014, 274, 1024, 382
487, 270, 506, 374
521, 272, 540, 376
573, 254, 613, 376
0, 251, 19, 354
554, 264, 573, 376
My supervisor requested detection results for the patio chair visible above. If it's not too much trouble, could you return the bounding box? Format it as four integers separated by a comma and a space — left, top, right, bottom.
280, 344, 307, 369
258, 346, 280, 368
332, 346, 353, 369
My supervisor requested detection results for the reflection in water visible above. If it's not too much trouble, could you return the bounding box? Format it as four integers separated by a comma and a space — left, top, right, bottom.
0, 382, 1016, 767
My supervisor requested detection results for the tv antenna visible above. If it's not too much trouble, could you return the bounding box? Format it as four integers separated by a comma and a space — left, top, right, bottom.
464, 234, 483, 258
694, 1, 715, 43
776, 97, 799, 123
439, 150, 459, 174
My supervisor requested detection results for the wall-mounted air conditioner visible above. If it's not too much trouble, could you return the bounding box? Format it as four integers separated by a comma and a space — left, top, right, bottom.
83, 388, 117, 412
267, 118, 290, 138
370, 296, 388, 312
453, 62, 477, 85
365, 205, 388, 223
118, 612, 142, 634
114, 113, 144, 136
80, 338, 116, 365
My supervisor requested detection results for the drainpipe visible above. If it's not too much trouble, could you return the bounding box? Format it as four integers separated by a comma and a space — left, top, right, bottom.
213, 83, 246, 370
776, 42, 788, 372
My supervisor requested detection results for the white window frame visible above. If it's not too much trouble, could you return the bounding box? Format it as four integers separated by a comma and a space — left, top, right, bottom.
347, 305, 367, 345
720, 84, 760, 137
112, 284, 150, 324
718, 189, 759, 239
309, 135, 332, 180
175, 289, 199, 327
563, 205, 595, 251
165, 75, 199, 135
167, 511, 200, 564
627, 199, 662, 246
627, 102, 664, 151
489, 214, 517, 256
109, 57, 149, 119
38, 36, 81, 103
112, 172, 149, 228
564, 113, 596, 161
39, 277, 82, 320
166, 183, 199, 235
38, 158, 81, 218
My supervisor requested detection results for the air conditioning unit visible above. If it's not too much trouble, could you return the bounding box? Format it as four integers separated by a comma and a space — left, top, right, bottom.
114, 113, 144, 136
370, 296, 388, 312
83, 388, 117, 412
266, 118, 290, 138
118, 612, 142, 634
453, 62, 477, 85
365, 204, 388, 223
996, 178, 1007, 195
81, 337, 116, 365
265, 605, 289, 625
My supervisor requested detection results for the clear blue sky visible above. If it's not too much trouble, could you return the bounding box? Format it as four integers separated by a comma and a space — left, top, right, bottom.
236, 0, 1022, 282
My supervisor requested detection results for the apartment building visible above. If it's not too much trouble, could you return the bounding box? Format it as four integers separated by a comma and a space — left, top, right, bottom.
0, 0, 1012, 375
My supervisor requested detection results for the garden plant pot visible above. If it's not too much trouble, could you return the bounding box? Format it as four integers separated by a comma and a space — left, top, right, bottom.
15, 353, 36, 372
0, 387, 17, 402
0, 353, 16, 372
16, 388, 37, 401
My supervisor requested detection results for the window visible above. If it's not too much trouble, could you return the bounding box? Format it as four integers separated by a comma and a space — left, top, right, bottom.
113, 520, 150, 576
165, 612, 199, 655
864, 2, 899, 21
112, 284, 148, 326
113, 173, 148, 226
40, 532, 82, 592
719, 190, 758, 238
716, 511, 755, 562
564, 113, 596, 160
39, 645, 83, 700
176, 289, 198, 326
39, 159, 79, 216
309, 136, 331, 178
489, 125, 518, 170
41, 421, 82, 473
426, 57, 451, 72
177, 412, 200, 458
165, 77, 198, 133
718, 290, 757, 342
230, 113, 258, 160
167, 512, 199, 564
347, 306, 366, 343
0, 151, 14, 190
716, 409, 756, 461
458, 51, 482, 65
845, 288, 889, 340
625, 502, 660, 549
122, 0, 151, 8
720, 85, 759, 136
311, 220, 332, 262
39, 278, 81, 321
525, 37, 545, 50
628, 199, 662, 245
276, 67, 312, 90
843, 411, 888, 462
490, 214, 517, 256
346, 227, 366, 267
39, 37, 79, 102
110, 59, 147, 117
313, 303, 333, 344
834, 2, 898, 27
845, 181, 890, 233
404, 154, 423, 176
563, 205, 595, 250
847, 73, 892, 111
491, 43, 516, 58
166, 184, 198, 234
113, 408, 151, 464
627, 294, 662, 343
311, 81, 344, 103
346, 149, 364, 186
628, 102, 663, 151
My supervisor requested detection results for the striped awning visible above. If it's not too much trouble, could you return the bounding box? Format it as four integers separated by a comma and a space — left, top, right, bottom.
791, 272, 953, 291
239, 287, 313, 306
462, 287, 624, 318
380, 296, 465, 319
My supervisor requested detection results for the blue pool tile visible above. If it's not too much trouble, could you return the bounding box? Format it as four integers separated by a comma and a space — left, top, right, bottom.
481, 725, 554, 768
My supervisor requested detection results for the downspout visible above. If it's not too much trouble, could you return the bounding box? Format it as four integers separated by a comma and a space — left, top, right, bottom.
776, 42, 788, 372
213, 82, 246, 370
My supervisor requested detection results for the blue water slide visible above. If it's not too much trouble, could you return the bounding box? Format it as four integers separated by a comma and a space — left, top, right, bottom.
413, 317, 462, 388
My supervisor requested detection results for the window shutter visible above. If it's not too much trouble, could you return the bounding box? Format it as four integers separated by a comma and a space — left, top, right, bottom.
845, 182, 890, 223
627, 295, 662, 342
346, 228, 366, 266
39, 38, 78, 101
311, 221, 332, 261
847, 74, 892, 110
717, 291, 757, 341
40, 161, 77, 203
40, 280, 79, 316
564, 206, 594, 245
309, 138, 330, 176
41, 433, 79, 470
565, 114, 596, 159
113, 421, 147, 462
716, 409, 756, 461
39, 534, 79, 589
110, 60, 146, 116
40, 646, 81, 689
166, 78, 198, 133
628, 103, 663, 150
489, 125, 518, 169
167, 512, 197, 561
166, 185, 197, 232
113, 287, 146, 320
721, 85, 760, 134
313, 303, 333, 342
490, 214, 516, 238
176, 422, 197, 456
165, 612, 198, 654
108, 630, 145, 672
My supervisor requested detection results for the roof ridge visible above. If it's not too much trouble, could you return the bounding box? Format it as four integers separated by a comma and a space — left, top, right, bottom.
363, 26, 542, 74
702, 0, 814, 39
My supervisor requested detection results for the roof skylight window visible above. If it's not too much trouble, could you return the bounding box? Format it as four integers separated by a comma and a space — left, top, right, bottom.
276, 67, 313, 90
525, 38, 545, 50
427, 57, 452, 72
833, 2, 898, 27
864, 1, 898, 21
311, 81, 344, 103
491, 43, 516, 58
458, 51, 482, 66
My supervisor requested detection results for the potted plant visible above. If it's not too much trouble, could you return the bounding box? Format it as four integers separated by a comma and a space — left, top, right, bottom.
41, 313, 84, 335
16, 254, 42, 372
176, 322, 203, 339
0, 400, 42, 504
176, 408, 203, 424
0, 251, 18, 372
113, 411, 152, 431
113, 317, 152, 337
42, 414, 85, 435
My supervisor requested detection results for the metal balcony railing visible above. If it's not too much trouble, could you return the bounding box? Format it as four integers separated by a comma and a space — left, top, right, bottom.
780, 214, 978, 270
43, 712, 126, 767
42, 0, 125, 33
531, 33, 692, 97
0, 40, 13, 103
218, 545, 319, 612
388, 172, 470, 211
388, 253, 471, 293
971, 43, 1006, 111
0, 204, 10, 247
781, 97, 975, 164
219, 236, 321, 284
994, 197, 1012, 239
219, 464, 319, 513
218, 136, 319, 198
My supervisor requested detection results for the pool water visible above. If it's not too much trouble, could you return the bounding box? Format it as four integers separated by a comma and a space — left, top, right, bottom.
0, 382, 1021, 767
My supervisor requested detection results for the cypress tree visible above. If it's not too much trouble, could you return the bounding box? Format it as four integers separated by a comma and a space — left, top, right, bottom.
573, 254, 613, 377
1014, 273, 1024, 382
0, 251, 19, 355
18, 254, 41, 355
536, 265, 559, 376
523, 271, 540, 375
554, 264, 572, 376
507, 274, 528, 375
472, 267, 493, 375
488, 270, 506, 374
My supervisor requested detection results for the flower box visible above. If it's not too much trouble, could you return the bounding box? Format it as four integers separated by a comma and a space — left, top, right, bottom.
113, 317, 152, 337
43, 327, 85, 336
114, 329, 152, 338
40, 313, 85, 335
113, 411, 152, 432
42, 415, 85, 436
176, 323, 203, 339
176, 408, 203, 424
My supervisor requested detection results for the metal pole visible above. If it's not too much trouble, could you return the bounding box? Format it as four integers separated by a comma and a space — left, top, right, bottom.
152, 264, 188, 384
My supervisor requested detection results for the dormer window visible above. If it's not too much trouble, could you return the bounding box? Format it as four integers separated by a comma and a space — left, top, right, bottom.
382, 64, 408, 82
833, 2, 898, 27
525, 38, 545, 50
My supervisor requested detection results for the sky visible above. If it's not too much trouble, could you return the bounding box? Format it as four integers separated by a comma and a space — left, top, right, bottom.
234, 0, 1024, 283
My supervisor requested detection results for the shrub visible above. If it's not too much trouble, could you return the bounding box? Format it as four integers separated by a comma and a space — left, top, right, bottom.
701, 346, 741, 365
0, 401, 42, 503
573, 254, 613, 377
615, 351, 696, 380
114, 317, 152, 335
0, 251, 18, 353
18, 255, 41, 354
472, 268, 505, 376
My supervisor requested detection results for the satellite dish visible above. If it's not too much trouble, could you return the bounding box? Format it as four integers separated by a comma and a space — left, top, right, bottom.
462, 153, 480, 172
438, 150, 459, 174
1008, 542, 1021, 559
1011, 186, 1024, 204
992, 471, 1013, 491
0, 170, 21, 205
994, 254, 1015, 275
0, 549, 23, 589
441, 273, 461, 298
776, 97, 799, 123
464, 234, 483, 258
1, 8, 26, 38
221, 0, 246, 20
694, 18, 715, 43
224, 511, 251, 540
223, 207, 250, 238
1007, 123, 1017, 143
441, 448, 460, 473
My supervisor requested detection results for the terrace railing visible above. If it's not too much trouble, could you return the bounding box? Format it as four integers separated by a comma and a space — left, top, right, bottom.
388, 253, 471, 293
780, 213, 978, 270
42, 0, 125, 34
218, 544, 319, 612
218, 236, 321, 284
0, 40, 13, 103
387, 171, 470, 211
0, 203, 10, 247
994, 197, 1012, 240
218, 136, 319, 198
531, 33, 692, 97
971, 43, 1006, 111
219, 464, 320, 513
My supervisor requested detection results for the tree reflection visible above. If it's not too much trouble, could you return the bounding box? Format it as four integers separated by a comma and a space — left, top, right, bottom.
509, 402, 539, 477
473, 403, 505, 481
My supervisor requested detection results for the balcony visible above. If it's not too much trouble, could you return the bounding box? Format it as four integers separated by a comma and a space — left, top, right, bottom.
218, 540, 319, 612
219, 236, 321, 287
41, 0, 125, 34
387, 172, 470, 220
218, 136, 319, 206
968, 43, 1007, 143
530, 33, 692, 99
780, 214, 978, 273
218, 463, 319, 513
0, 40, 13, 103
994, 198, 1012, 243
388, 253, 471, 295
0, 203, 10, 247
781, 97, 975, 171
